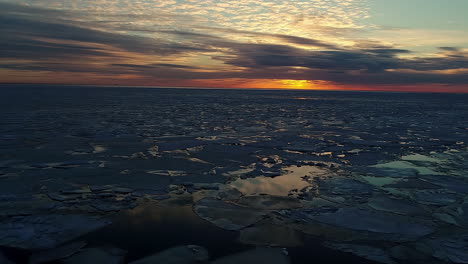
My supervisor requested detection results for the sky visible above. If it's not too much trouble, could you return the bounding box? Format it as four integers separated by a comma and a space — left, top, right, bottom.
0, 0, 467, 92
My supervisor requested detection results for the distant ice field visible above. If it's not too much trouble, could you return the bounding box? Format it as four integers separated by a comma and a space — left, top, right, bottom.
0, 84, 467, 264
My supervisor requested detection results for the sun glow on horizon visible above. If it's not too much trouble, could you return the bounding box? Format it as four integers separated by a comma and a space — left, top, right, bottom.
278, 79, 336, 90
280, 80, 314, 90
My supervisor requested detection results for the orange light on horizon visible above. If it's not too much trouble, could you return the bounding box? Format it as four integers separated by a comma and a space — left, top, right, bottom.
153, 78, 335, 90
279, 80, 315, 90
2, 73, 467, 93
189, 79, 336, 90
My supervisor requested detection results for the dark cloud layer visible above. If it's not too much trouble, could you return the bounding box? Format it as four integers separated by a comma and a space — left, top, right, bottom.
1, 2, 467, 89
0, 2, 214, 59
216, 41, 468, 78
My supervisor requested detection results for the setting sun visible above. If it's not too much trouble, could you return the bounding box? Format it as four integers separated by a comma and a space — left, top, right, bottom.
280, 80, 313, 89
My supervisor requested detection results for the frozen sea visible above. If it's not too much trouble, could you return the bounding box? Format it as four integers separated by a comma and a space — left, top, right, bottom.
0, 85, 468, 264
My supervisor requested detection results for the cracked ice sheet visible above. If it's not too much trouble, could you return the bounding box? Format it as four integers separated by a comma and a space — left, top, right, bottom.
229, 165, 330, 197
0, 214, 110, 249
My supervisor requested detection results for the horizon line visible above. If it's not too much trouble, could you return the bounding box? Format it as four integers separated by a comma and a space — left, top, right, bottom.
1, 82, 467, 94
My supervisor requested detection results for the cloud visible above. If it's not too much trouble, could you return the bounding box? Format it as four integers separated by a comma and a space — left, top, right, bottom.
439, 47, 460, 52
211, 38, 468, 78
215, 43, 408, 73
0, 1, 467, 90
5, 0, 370, 40
0, 2, 214, 61
191, 26, 341, 49
112, 63, 198, 69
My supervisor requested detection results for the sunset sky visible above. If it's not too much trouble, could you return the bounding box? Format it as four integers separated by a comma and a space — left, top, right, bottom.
1, 0, 467, 92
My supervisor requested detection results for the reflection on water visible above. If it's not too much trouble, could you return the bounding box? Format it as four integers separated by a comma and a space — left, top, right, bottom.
91, 144, 107, 154
82, 201, 379, 264
83, 202, 248, 262
293, 97, 319, 100
230, 166, 328, 196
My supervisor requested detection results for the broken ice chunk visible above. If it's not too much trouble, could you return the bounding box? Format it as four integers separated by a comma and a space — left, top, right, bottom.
129, 245, 208, 264
194, 198, 266, 231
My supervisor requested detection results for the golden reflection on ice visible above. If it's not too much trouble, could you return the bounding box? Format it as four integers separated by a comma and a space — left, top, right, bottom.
229, 165, 329, 196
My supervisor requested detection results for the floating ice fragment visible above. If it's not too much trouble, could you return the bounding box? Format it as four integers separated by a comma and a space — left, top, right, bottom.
129, 245, 208, 264
29, 241, 87, 264
401, 154, 442, 163
63, 247, 126, 264
309, 207, 434, 238
91, 144, 107, 154
424, 235, 468, 263
324, 242, 396, 264
368, 195, 429, 216
371, 161, 441, 176
411, 190, 459, 206
194, 198, 266, 231
212, 247, 290, 264
0, 214, 110, 249
230, 165, 326, 196
236, 195, 303, 210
